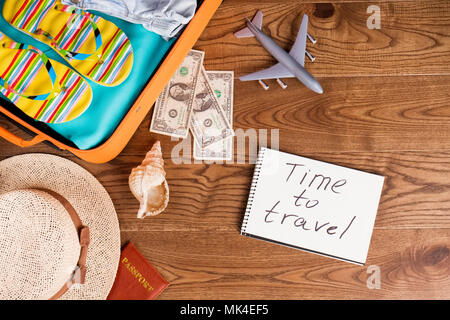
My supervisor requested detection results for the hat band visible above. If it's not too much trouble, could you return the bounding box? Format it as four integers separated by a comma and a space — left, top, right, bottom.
35, 189, 91, 300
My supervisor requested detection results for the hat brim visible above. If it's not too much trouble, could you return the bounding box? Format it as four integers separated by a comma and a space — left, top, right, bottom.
0, 154, 121, 300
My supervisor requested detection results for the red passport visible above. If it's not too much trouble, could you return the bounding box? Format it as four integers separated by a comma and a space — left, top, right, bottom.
107, 242, 169, 300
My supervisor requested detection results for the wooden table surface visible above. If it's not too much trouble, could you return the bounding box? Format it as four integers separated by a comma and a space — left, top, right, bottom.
1, 0, 449, 299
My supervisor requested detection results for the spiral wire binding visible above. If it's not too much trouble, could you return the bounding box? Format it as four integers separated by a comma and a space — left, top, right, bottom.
241, 147, 266, 235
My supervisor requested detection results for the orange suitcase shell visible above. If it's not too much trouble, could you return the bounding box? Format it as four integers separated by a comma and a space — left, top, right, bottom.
0, 0, 222, 164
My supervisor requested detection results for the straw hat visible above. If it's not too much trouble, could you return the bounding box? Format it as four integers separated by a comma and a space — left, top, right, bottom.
0, 154, 121, 300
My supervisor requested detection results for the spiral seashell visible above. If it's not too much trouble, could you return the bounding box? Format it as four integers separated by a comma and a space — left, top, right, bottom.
129, 141, 169, 218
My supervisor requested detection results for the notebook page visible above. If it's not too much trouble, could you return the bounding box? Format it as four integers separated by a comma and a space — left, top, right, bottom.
243, 148, 385, 265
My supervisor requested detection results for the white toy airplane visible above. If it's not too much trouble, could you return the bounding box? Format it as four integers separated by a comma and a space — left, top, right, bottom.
235, 10, 323, 94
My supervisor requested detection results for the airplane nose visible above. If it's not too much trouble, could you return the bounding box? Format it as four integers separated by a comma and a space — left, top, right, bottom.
316, 85, 323, 94
311, 81, 323, 94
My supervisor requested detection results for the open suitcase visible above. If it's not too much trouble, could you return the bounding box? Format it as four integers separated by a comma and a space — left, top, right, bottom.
0, 0, 222, 163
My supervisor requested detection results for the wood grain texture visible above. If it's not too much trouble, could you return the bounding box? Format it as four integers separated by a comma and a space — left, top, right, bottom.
122, 229, 449, 299
3, 75, 449, 155
200, 1, 450, 76
0, 1, 449, 300
2, 145, 449, 232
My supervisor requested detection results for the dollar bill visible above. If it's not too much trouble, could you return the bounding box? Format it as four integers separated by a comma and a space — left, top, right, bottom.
193, 71, 234, 161
190, 66, 234, 149
150, 50, 205, 138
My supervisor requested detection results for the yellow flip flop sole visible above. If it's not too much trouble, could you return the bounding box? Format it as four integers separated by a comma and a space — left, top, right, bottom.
0, 31, 92, 123
3, 0, 134, 87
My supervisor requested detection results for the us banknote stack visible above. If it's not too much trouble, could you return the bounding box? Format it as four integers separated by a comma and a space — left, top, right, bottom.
150, 50, 234, 161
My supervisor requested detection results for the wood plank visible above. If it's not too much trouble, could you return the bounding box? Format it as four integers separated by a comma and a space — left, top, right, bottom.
230, 75, 450, 153
121, 228, 450, 299
116, 150, 450, 231
224, 0, 419, 3
1, 149, 448, 231
127, 75, 450, 154
2, 75, 446, 156
200, 1, 450, 76
1, 150, 443, 231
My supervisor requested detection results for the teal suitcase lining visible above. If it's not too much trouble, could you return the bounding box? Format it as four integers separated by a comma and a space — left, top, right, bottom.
0, 0, 175, 150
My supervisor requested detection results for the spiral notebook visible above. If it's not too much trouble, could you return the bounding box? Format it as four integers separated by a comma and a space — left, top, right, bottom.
241, 147, 385, 265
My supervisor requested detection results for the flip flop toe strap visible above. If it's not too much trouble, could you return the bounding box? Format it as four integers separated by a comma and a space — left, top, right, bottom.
0, 42, 61, 101
34, 5, 103, 62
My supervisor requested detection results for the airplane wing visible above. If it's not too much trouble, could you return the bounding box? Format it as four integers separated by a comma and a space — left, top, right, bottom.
239, 14, 309, 81
239, 63, 293, 81
288, 14, 309, 67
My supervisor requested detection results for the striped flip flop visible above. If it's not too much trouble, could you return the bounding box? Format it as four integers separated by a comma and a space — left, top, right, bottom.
3, 0, 134, 87
0, 31, 92, 123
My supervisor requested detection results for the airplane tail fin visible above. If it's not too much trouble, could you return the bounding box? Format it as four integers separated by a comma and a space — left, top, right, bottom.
234, 10, 263, 38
